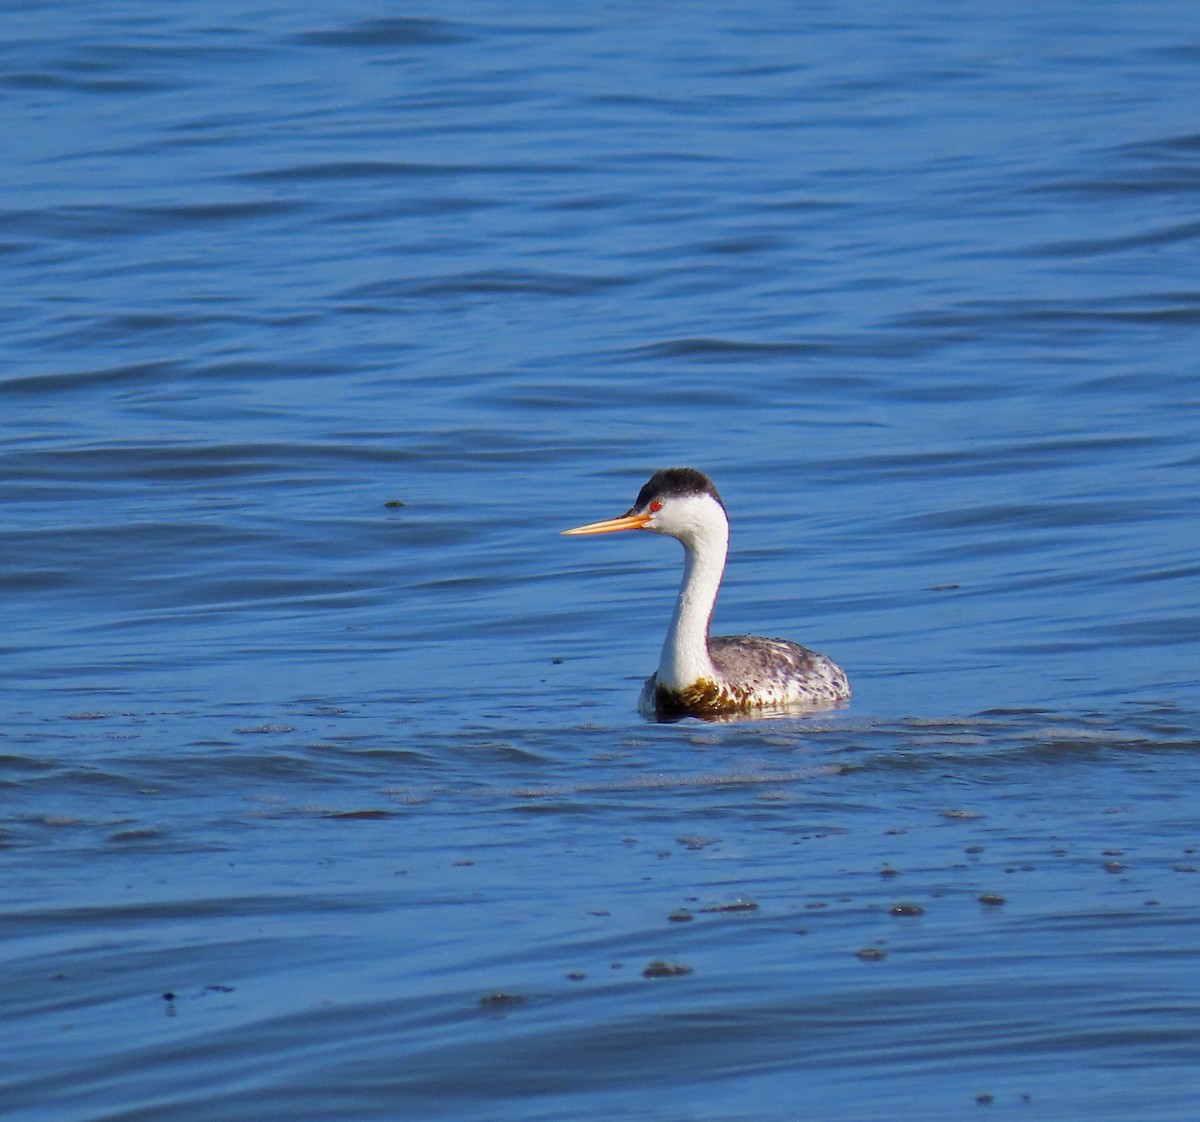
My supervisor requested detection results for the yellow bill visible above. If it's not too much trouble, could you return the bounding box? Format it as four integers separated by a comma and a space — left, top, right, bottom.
561, 512, 652, 536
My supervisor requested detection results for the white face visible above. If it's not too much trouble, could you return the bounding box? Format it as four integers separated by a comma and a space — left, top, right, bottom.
639, 492, 728, 547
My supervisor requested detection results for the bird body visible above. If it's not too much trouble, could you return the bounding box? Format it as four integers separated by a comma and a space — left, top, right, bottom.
563, 468, 850, 720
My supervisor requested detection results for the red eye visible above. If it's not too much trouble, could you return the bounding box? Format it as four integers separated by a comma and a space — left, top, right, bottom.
649, 500, 663, 513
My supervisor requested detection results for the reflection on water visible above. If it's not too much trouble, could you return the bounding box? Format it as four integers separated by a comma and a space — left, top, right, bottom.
2, 2, 1199, 1120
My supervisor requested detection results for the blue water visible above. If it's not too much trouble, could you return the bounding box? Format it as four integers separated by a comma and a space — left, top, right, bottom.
3, 3, 1200, 1119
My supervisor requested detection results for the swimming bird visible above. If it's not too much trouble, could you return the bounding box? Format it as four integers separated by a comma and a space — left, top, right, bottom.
562, 467, 850, 719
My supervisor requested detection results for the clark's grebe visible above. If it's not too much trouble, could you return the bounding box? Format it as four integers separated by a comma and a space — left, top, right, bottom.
563, 467, 850, 720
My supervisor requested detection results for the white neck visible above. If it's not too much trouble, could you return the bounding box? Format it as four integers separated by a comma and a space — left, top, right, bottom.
655, 500, 728, 690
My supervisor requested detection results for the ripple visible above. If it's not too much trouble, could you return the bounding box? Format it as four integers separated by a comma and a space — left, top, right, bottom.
290, 18, 471, 49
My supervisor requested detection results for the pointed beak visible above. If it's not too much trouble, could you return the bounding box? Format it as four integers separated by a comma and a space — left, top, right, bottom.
561, 511, 652, 536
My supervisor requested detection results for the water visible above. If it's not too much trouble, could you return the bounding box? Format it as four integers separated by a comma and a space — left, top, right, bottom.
3, 2, 1199, 1118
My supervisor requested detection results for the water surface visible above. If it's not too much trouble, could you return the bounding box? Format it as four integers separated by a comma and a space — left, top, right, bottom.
2, 3, 1199, 1119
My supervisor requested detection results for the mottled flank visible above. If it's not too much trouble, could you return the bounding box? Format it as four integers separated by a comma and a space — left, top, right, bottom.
640, 634, 851, 721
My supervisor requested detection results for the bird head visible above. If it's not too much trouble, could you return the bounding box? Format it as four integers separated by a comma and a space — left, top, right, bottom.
562, 468, 729, 549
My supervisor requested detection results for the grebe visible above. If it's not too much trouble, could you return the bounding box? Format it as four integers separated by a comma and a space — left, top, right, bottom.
563, 467, 850, 720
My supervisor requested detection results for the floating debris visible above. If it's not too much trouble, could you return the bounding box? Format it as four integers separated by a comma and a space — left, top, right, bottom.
978, 893, 1006, 907
677, 834, 719, 850
479, 991, 526, 1008
643, 960, 693, 978
701, 897, 759, 913
855, 947, 887, 962
890, 902, 925, 917
668, 909, 694, 923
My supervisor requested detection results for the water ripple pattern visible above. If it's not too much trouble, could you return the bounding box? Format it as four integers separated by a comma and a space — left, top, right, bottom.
2, 4, 1199, 1120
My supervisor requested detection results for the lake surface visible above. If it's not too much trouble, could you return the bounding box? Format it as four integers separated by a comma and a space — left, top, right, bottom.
3, 3, 1199, 1119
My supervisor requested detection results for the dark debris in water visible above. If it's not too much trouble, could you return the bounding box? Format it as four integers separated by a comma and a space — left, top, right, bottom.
479, 991, 526, 1008
161, 984, 234, 1005
642, 960, 693, 978
855, 947, 887, 962
889, 902, 925, 917
701, 897, 759, 913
